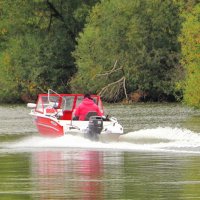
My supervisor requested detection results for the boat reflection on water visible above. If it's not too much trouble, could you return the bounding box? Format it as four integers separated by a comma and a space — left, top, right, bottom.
31, 150, 103, 199
76, 151, 103, 199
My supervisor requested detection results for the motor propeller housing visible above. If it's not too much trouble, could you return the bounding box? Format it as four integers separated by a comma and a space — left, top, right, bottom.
85, 116, 103, 141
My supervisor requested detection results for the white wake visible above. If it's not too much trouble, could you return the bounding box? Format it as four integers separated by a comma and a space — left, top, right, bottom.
2, 127, 200, 154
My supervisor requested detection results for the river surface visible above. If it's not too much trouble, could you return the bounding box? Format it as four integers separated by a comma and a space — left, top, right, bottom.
0, 103, 200, 200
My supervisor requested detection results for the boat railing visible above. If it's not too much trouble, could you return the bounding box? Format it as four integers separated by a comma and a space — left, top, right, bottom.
48, 89, 67, 111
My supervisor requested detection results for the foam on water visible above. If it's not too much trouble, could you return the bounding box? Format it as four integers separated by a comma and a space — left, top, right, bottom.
2, 127, 200, 154
122, 127, 200, 145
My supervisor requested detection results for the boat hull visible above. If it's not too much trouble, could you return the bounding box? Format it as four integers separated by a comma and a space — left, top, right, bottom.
35, 116, 64, 137
34, 116, 122, 141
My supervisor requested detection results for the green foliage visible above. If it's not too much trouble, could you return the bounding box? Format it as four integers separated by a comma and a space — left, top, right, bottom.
71, 0, 182, 101
0, 34, 41, 102
179, 3, 200, 108
1, 0, 198, 105
0, 0, 98, 103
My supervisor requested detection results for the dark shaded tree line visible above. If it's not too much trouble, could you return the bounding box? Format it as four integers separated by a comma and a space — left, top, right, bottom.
0, 0, 199, 108
0, 0, 99, 102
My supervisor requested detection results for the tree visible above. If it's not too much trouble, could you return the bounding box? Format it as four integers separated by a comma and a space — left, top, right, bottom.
0, 0, 99, 102
71, 0, 182, 102
179, 3, 200, 108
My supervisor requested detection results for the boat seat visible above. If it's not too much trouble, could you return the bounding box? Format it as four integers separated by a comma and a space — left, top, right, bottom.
45, 107, 57, 115
84, 112, 98, 121
61, 110, 72, 120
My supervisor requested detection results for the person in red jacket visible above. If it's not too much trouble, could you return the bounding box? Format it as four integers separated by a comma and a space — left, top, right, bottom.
74, 93, 103, 121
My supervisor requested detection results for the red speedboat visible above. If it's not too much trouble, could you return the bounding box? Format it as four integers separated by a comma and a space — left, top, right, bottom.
27, 89, 123, 141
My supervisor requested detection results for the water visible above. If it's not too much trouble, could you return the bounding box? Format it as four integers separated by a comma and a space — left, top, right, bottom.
0, 103, 200, 199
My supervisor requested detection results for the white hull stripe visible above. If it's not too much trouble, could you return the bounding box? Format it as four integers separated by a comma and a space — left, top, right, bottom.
37, 122, 61, 132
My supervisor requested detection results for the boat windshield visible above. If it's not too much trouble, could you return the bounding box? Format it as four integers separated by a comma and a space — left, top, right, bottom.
35, 95, 60, 113
35, 93, 104, 114
61, 96, 75, 110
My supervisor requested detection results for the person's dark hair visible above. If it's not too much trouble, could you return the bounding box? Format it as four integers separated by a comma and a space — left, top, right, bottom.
84, 93, 93, 100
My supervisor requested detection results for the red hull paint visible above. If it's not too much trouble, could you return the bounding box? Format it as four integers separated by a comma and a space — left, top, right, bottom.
35, 117, 64, 137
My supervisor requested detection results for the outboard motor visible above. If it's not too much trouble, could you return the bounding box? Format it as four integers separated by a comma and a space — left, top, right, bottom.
85, 116, 103, 141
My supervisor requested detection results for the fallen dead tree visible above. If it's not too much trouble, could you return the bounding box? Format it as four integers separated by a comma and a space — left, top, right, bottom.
96, 60, 128, 102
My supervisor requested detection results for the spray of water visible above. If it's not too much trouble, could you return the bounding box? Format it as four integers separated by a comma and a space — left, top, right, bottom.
3, 127, 200, 154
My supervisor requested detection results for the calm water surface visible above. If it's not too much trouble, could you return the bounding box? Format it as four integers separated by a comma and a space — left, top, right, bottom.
0, 103, 200, 200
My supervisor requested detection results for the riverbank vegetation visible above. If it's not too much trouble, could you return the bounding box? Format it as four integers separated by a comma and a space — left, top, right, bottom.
0, 0, 199, 108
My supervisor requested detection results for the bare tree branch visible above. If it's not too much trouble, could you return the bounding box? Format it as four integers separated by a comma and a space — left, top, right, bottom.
96, 60, 123, 77
46, 0, 75, 39
123, 76, 128, 99
98, 76, 127, 101
47, 11, 53, 31
46, 0, 65, 22
96, 60, 128, 101
37, 86, 47, 93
